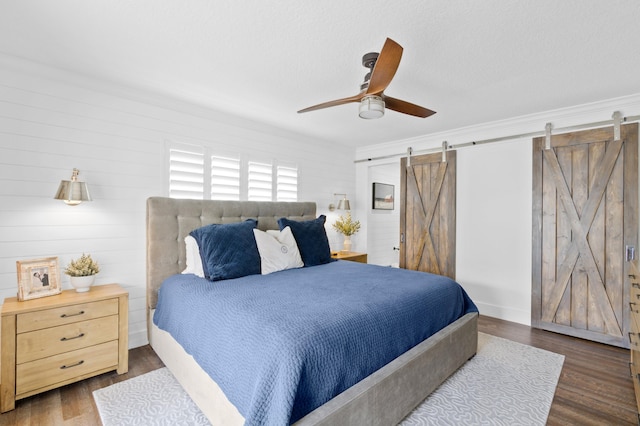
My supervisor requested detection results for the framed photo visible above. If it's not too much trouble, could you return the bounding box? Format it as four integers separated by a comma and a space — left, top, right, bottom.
16, 257, 62, 301
372, 182, 395, 210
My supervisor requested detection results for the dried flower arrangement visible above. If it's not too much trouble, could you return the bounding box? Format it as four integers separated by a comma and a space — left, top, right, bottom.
64, 253, 100, 277
332, 211, 361, 236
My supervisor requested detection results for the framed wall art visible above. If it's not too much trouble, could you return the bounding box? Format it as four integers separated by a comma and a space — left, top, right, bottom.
16, 257, 62, 301
372, 182, 395, 210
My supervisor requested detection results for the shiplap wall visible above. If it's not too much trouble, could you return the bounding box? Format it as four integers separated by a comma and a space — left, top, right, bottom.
0, 54, 355, 348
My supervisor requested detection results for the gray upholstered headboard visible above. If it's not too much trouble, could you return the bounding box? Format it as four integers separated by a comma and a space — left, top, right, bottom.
146, 197, 317, 309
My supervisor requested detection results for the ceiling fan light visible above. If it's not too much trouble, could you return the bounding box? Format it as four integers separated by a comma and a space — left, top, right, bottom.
359, 96, 385, 119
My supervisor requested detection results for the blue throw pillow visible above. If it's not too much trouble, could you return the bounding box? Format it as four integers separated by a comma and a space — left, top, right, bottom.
190, 219, 261, 281
277, 215, 333, 266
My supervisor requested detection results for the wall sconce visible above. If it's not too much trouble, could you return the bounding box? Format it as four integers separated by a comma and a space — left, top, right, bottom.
329, 193, 351, 212
54, 168, 92, 206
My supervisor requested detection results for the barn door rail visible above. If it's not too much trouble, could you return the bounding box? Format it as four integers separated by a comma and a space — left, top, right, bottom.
356, 111, 640, 163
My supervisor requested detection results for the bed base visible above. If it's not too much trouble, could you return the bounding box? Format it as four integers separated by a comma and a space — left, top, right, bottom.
149, 310, 477, 425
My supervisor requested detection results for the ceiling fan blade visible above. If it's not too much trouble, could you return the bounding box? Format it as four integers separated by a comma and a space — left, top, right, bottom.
384, 96, 436, 118
297, 93, 363, 113
366, 38, 403, 95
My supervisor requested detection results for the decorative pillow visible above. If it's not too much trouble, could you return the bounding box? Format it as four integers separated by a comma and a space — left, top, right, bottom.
253, 226, 303, 275
189, 219, 261, 281
182, 235, 205, 278
277, 215, 333, 266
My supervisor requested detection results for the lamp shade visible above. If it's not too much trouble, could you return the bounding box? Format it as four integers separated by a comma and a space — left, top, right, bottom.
359, 96, 385, 119
54, 169, 91, 206
337, 198, 351, 210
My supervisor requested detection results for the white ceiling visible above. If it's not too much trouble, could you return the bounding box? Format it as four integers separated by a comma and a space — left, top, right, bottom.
2, 1, 640, 147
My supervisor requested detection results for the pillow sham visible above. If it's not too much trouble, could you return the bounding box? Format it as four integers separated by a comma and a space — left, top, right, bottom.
277, 215, 333, 267
190, 219, 261, 281
253, 226, 304, 275
182, 235, 205, 278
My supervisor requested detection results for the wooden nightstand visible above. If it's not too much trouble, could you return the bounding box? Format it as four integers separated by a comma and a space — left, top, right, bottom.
331, 251, 368, 263
1, 283, 128, 412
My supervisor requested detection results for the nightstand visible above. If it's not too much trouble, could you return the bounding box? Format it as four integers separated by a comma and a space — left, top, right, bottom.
1, 283, 128, 412
331, 251, 368, 263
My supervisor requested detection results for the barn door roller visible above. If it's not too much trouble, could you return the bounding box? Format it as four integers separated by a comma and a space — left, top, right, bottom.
613, 111, 622, 141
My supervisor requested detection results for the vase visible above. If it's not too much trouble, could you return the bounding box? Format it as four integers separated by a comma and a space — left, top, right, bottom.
69, 275, 96, 292
342, 236, 352, 253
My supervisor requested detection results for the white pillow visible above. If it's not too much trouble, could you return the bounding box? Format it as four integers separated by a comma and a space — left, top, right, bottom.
182, 235, 205, 278
253, 226, 304, 275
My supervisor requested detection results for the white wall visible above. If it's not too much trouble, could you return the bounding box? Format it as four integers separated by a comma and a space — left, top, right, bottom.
0, 54, 355, 348
356, 93, 640, 325
367, 163, 400, 266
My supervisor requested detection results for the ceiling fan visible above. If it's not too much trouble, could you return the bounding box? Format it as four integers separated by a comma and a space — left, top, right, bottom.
298, 38, 436, 120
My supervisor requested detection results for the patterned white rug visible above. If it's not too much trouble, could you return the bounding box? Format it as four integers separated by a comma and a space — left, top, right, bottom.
93, 333, 563, 426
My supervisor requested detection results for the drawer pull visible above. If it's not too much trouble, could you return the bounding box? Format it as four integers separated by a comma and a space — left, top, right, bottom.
60, 360, 84, 370
633, 283, 640, 289
631, 302, 640, 314
60, 310, 85, 318
60, 333, 85, 342
629, 332, 640, 346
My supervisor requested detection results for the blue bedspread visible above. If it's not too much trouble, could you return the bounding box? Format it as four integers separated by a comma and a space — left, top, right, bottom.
153, 261, 478, 425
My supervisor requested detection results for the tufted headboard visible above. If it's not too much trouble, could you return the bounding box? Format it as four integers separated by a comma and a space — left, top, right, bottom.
146, 197, 317, 310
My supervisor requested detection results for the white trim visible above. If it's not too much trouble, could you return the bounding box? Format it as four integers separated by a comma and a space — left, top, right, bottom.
356, 93, 640, 162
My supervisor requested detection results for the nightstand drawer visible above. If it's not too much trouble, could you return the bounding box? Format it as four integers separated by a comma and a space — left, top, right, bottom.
17, 315, 119, 364
17, 298, 118, 333
16, 340, 119, 396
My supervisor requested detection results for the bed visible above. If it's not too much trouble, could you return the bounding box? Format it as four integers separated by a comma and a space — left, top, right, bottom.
146, 197, 478, 425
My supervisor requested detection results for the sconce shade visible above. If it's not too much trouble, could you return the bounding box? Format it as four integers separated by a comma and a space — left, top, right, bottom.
54, 169, 91, 206
337, 198, 351, 210
330, 193, 351, 211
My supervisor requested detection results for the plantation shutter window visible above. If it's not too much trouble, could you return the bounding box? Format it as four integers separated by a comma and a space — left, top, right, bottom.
277, 166, 298, 201
211, 156, 240, 200
169, 149, 204, 199
248, 161, 273, 201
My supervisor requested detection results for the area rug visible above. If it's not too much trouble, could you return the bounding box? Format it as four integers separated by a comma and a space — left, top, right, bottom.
400, 332, 564, 425
93, 333, 564, 426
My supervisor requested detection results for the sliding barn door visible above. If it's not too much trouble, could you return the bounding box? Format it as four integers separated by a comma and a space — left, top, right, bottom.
400, 151, 456, 279
532, 123, 638, 348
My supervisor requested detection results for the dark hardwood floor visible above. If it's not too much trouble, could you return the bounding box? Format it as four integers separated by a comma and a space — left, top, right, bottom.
0, 315, 636, 425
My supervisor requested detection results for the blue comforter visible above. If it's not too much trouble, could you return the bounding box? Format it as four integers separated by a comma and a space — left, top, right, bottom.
153, 261, 477, 425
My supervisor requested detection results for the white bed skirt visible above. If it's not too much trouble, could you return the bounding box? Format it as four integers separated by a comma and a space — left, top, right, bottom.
149, 309, 245, 425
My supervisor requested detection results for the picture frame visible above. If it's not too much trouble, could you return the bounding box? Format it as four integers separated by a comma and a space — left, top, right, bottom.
372, 182, 395, 210
16, 257, 62, 301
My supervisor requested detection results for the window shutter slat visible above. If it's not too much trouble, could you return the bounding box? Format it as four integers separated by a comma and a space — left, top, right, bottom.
277, 166, 298, 201
248, 161, 273, 201
170, 149, 204, 199
211, 155, 240, 200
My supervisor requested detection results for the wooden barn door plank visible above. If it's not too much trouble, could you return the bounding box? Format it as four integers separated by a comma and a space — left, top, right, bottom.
532, 123, 638, 348
400, 151, 456, 279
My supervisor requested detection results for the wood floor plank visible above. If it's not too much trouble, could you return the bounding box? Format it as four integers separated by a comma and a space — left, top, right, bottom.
0, 315, 636, 425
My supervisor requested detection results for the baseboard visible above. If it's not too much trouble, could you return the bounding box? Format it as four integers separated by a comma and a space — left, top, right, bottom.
474, 301, 530, 326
